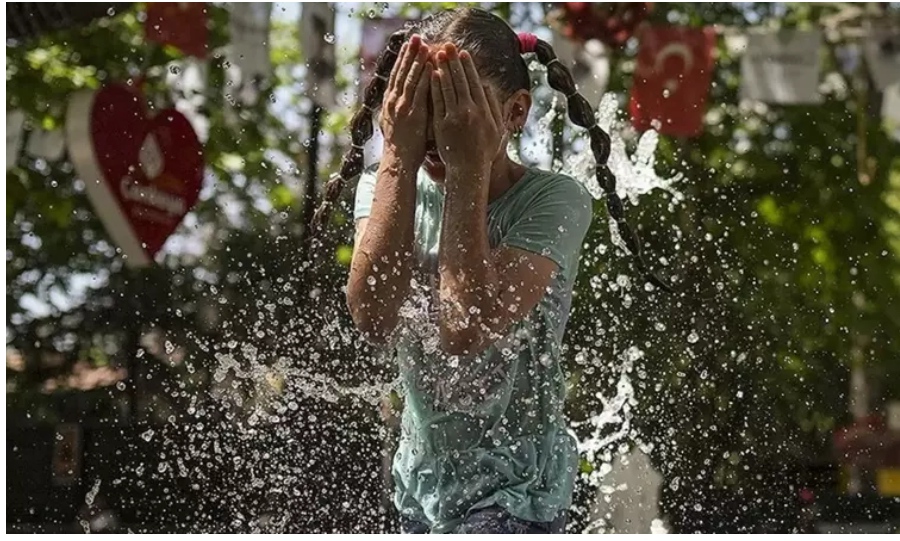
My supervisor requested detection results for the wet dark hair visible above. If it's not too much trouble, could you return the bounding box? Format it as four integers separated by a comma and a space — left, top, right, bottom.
313, 7, 668, 291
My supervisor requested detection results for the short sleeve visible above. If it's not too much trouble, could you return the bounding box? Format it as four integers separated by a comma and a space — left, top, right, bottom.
500, 176, 594, 276
353, 164, 380, 222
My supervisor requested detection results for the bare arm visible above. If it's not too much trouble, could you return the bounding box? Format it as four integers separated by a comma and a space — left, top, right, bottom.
438, 168, 557, 356
346, 156, 418, 344
431, 45, 558, 355
346, 35, 433, 344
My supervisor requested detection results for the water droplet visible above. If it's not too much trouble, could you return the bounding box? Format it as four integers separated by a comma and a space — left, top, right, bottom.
323, 33, 335, 44
687, 330, 699, 344
141, 429, 155, 442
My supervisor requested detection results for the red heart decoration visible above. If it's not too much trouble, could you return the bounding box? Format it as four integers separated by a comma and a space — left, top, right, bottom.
66, 83, 203, 266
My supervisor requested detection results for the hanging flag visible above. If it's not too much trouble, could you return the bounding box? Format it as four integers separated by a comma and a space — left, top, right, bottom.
552, 3, 653, 49
360, 18, 409, 93
629, 26, 716, 137
864, 29, 900, 92
229, 3, 272, 86
740, 30, 822, 105
6, 110, 26, 169
25, 129, 66, 161
145, 2, 208, 59
883, 83, 900, 143
552, 29, 610, 107
300, 3, 337, 108
66, 84, 204, 267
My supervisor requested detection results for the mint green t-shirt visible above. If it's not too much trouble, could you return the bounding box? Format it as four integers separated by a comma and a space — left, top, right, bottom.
354, 165, 593, 533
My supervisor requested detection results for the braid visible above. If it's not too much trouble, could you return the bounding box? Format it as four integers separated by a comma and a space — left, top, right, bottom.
311, 30, 410, 232
531, 38, 671, 292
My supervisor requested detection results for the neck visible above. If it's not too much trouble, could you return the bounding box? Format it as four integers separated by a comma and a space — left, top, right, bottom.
487, 157, 526, 203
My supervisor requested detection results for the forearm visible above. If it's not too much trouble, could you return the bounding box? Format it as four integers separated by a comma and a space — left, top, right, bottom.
438, 166, 500, 355
347, 152, 418, 342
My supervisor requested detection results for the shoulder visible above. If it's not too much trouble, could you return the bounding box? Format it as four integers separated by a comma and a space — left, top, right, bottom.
522, 168, 594, 213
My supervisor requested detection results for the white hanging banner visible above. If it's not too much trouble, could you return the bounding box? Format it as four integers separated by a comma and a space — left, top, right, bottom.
25, 129, 66, 161
300, 3, 336, 108
551, 30, 610, 107
229, 2, 272, 85
883, 83, 900, 143
7, 110, 26, 169
741, 29, 823, 104
863, 29, 900, 92
166, 59, 210, 143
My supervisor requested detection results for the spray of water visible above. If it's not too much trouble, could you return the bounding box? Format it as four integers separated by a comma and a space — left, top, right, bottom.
135, 82, 682, 532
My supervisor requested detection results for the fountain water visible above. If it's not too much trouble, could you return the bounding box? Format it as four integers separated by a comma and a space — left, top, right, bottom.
154, 75, 683, 534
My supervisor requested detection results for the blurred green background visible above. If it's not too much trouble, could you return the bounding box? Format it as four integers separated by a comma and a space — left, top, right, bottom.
6, 1, 900, 534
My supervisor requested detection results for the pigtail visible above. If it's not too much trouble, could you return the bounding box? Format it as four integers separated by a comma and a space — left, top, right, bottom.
527, 37, 671, 292
311, 30, 410, 232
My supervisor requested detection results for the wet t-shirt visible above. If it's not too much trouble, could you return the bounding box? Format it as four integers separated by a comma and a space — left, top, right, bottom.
354, 165, 593, 533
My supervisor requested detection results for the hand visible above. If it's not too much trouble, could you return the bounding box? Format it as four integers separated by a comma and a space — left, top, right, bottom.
380, 35, 433, 169
430, 44, 504, 182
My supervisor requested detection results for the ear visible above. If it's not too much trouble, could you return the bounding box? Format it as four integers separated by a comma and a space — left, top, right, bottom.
503, 89, 532, 133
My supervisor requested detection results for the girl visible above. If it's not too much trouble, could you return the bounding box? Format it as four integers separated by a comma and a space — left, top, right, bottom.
314, 7, 653, 535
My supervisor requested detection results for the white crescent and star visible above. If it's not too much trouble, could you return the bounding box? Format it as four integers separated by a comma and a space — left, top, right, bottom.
637, 40, 697, 95
654, 42, 695, 94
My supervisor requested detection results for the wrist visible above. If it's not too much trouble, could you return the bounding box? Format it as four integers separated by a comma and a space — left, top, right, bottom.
444, 164, 491, 197
382, 143, 422, 175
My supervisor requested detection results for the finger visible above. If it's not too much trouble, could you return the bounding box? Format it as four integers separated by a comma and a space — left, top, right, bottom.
403, 41, 428, 99
436, 51, 456, 108
445, 44, 470, 103
431, 69, 446, 118
414, 62, 433, 109
388, 36, 419, 94
460, 51, 487, 110
387, 42, 408, 94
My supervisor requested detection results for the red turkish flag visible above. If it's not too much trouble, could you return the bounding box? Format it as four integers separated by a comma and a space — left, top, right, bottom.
145, 2, 208, 58
629, 26, 716, 137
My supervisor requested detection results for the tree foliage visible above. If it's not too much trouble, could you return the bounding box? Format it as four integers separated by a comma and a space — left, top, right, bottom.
6, 1, 900, 533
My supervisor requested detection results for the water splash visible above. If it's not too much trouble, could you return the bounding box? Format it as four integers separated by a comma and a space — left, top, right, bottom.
569, 344, 644, 499
561, 93, 684, 205
150, 85, 683, 533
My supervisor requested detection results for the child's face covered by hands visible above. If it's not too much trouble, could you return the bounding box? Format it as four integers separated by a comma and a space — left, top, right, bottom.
423, 41, 505, 182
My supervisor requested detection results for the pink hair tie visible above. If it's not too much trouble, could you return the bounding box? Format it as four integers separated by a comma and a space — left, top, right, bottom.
517, 32, 538, 54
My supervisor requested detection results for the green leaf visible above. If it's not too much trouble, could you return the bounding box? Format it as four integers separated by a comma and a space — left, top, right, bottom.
335, 245, 354, 266
269, 184, 295, 209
